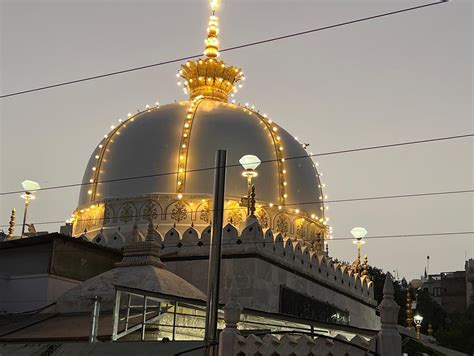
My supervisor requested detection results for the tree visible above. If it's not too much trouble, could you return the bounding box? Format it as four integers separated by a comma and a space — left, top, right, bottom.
435, 304, 474, 354
368, 265, 472, 353
413, 288, 446, 332
367, 266, 407, 325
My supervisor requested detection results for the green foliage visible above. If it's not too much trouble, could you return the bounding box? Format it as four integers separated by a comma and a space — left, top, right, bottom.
367, 266, 407, 325
415, 288, 446, 331
368, 265, 472, 354
435, 304, 474, 354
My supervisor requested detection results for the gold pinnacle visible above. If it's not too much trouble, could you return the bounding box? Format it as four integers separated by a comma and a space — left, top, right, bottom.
8, 208, 16, 237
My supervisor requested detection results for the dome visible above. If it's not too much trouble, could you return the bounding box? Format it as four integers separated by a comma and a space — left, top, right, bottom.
71, 3, 328, 246
57, 236, 206, 313
78, 100, 323, 216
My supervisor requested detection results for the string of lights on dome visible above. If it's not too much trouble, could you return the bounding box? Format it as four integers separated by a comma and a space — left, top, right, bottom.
0, 0, 447, 99
86, 102, 162, 200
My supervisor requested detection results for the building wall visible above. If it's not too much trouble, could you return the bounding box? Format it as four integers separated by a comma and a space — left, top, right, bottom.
0, 234, 122, 314
0, 274, 79, 313
0, 243, 52, 276
421, 276, 442, 305
165, 256, 379, 330
440, 271, 467, 314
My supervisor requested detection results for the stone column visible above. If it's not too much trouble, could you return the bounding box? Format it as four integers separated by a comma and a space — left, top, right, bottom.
218, 299, 242, 356
377, 273, 402, 356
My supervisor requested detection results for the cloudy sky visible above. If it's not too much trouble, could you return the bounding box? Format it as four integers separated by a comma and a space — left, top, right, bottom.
1, 0, 472, 280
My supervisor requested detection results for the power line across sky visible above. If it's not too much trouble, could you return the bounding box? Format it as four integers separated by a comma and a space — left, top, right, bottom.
0, 133, 471, 197
1, 188, 472, 229
0, 0, 447, 99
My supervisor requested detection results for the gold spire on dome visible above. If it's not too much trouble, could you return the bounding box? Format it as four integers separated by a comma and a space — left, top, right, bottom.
177, 0, 245, 102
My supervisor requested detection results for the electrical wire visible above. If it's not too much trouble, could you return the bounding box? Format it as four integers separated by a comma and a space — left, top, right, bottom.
0, 133, 471, 197
0, 188, 472, 229
1, 231, 472, 251
0, 0, 447, 99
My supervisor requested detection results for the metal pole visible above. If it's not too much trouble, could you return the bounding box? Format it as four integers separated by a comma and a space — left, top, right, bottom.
125, 293, 132, 331
204, 150, 227, 350
141, 296, 148, 341
112, 290, 121, 341
247, 176, 252, 215
89, 296, 101, 343
21, 195, 30, 237
172, 301, 178, 341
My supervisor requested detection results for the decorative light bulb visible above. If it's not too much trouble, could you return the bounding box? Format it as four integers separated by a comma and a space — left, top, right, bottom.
239, 155, 261, 170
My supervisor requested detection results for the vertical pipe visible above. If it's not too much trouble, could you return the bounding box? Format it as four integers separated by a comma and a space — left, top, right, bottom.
21, 196, 30, 237
172, 301, 178, 341
89, 296, 101, 343
141, 296, 148, 341
204, 149, 227, 348
125, 293, 132, 331
112, 290, 121, 341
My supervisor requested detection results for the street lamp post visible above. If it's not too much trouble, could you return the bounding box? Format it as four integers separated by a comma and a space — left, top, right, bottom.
239, 155, 261, 215
20, 180, 40, 238
351, 227, 367, 273
414, 314, 423, 339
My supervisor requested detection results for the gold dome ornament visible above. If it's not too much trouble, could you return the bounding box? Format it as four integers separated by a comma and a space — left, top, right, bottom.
177, 0, 244, 102
8, 208, 16, 237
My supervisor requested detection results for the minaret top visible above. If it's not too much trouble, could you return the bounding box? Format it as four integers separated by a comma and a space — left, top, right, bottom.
204, 0, 220, 58
177, 0, 245, 102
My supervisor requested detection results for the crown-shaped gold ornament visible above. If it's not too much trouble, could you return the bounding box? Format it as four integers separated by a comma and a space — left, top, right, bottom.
177, 0, 245, 102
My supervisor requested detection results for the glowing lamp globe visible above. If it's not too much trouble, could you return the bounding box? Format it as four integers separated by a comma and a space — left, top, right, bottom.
414, 314, 423, 325
351, 227, 368, 239
239, 155, 261, 171
21, 180, 41, 193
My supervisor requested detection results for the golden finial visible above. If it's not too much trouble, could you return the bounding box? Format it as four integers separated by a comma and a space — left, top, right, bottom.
177, 0, 244, 101
8, 208, 16, 237
204, 1, 220, 58
361, 254, 370, 281
406, 287, 414, 330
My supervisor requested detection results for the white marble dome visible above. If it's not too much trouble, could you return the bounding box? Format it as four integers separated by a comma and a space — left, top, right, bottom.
77, 99, 324, 217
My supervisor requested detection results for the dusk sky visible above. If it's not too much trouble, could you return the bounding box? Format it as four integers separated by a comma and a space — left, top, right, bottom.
1, 0, 472, 281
